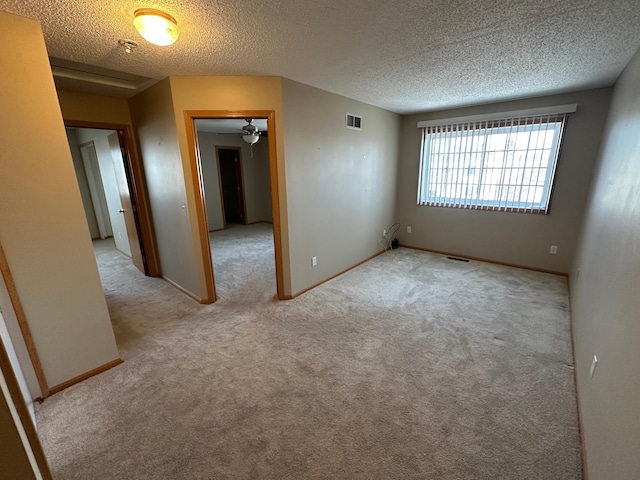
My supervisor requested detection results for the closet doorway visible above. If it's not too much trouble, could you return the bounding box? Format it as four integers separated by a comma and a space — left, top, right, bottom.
216, 147, 247, 225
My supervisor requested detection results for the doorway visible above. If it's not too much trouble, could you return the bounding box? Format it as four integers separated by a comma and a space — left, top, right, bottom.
185, 112, 285, 301
197, 124, 274, 300
217, 147, 246, 225
64, 122, 158, 277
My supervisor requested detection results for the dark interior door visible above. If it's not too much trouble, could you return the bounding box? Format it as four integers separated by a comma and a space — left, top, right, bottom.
218, 148, 245, 224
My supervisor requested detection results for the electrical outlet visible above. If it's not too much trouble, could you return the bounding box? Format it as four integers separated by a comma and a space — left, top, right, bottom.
311, 256, 317, 267
549, 245, 558, 255
590, 355, 598, 378
383, 229, 387, 236
180, 205, 187, 216
407, 226, 412, 233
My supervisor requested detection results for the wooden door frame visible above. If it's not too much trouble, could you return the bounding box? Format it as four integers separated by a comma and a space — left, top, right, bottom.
216, 146, 247, 225
0, 330, 53, 479
0, 242, 53, 478
0, 243, 49, 399
184, 110, 285, 301
64, 120, 159, 277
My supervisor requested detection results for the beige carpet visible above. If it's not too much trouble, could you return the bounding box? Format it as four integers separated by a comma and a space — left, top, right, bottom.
35, 223, 582, 479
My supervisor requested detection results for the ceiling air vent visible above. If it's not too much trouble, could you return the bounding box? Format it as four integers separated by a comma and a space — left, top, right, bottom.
346, 113, 362, 130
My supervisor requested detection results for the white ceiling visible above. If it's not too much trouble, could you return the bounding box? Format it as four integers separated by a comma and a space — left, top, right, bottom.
195, 118, 268, 134
2, 0, 640, 114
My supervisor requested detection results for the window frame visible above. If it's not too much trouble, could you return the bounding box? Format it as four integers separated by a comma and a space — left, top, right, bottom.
416, 106, 575, 214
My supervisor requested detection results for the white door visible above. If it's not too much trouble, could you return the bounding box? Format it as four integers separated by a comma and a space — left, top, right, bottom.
0, 307, 35, 427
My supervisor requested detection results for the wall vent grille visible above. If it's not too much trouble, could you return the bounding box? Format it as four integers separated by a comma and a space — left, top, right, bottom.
346, 113, 362, 130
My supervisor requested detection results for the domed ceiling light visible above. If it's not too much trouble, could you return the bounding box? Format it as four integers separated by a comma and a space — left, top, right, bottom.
242, 134, 260, 145
133, 8, 179, 46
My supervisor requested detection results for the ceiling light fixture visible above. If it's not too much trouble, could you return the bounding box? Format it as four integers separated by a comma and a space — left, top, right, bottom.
241, 119, 261, 145
133, 8, 179, 46
240, 119, 262, 157
242, 134, 260, 145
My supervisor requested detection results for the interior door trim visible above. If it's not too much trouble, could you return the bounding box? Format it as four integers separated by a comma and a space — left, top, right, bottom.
64, 120, 160, 277
0, 242, 49, 399
184, 110, 287, 302
0, 331, 53, 479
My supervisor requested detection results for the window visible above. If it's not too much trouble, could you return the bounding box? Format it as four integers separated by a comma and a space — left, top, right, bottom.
417, 108, 573, 213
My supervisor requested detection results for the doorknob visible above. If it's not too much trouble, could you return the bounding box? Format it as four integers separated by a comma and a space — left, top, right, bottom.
119, 209, 125, 213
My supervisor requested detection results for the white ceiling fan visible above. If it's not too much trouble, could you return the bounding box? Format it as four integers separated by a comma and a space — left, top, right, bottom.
240, 119, 261, 144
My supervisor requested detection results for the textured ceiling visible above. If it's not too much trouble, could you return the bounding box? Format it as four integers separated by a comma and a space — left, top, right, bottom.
2, 0, 640, 113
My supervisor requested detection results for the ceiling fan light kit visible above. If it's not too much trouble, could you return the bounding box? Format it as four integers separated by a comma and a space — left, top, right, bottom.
240, 119, 262, 157
133, 8, 179, 46
242, 134, 260, 145
241, 119, 261, 145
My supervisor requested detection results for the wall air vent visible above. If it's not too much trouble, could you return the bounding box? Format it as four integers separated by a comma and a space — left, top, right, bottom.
346, 113, 362, 130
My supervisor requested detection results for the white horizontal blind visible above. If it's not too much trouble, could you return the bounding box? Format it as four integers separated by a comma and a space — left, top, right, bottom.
417, 113, 568, 213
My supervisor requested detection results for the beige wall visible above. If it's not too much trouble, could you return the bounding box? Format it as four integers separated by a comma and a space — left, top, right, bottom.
0, 12, 120, 387
281, 79, 400, 294
570, 48, 640, 479
197, 131, 272, 230
396, 88, 612, 273
197, 132, 225, 231
241, 138, 272, 223
129, 79, 200, 294
57, 89, 133, 125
